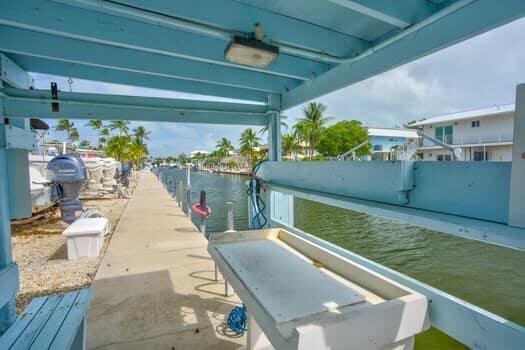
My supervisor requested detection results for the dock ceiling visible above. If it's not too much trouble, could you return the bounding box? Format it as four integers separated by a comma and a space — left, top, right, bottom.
1, 0, 525, 120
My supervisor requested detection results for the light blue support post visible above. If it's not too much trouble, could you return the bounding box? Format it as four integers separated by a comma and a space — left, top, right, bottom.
267, 94, 282, 162
0, 53, 34, 334
267, 113, 282, 162
509, 84, 525, 228
0, 120, 17, 334
6, 118, 32, 220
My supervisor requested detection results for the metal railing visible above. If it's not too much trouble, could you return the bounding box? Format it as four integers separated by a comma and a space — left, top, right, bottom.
422, 132, 513, 147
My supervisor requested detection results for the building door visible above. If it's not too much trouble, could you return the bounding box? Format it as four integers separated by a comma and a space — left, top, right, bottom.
435, 125, 453, 144
444, 125, 453, 144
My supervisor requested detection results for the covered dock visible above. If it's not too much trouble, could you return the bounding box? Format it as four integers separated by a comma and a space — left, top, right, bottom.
1, 0, 525, 349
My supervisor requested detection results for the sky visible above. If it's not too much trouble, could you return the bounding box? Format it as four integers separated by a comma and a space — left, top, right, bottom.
34, 17, 525, 157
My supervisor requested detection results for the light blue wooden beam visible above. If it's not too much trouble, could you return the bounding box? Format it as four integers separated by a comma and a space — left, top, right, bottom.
0, 54, 34, 89
271, 222, 525, 349
56, 0, 369, 59
257, 160, 511, 223
7, 54, 269, 103
267, 183, 525, 252
326, 0, 435, 28
1, 88, 270, 126
7, 54, 270, 103
0, 26, 298, 94
282, 0, 525, 109
0, 0, 330, 81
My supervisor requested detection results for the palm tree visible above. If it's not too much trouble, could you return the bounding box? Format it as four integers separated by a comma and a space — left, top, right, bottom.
69, 128, 80, 142
98, 127, 110, 148
282, 133, 299, 160
133, 126, 151, 143
292, 121, 309, 157
85, 119, 103, 148
104, 135, 131, 161
177, 153, 188, 165
216, 137, 234, 157
298, 102, 331, 159
129, 137, 149, 169
54, 119, 76, 139
109, 120, 130, 137
258, 115, 289, 135
239, 128, 261, 166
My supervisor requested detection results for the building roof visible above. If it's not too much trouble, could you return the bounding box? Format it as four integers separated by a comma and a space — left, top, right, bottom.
189, 150, 210, 156
367, 127, 418, 139
410, 104, 515, 127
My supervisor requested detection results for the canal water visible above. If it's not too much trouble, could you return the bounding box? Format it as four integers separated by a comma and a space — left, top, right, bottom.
162, 168, 525, 349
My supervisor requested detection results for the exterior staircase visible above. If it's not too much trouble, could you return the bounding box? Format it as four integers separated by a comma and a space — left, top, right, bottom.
393, 140, 421, 160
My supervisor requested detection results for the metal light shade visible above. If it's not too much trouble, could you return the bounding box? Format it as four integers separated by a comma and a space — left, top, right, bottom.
225, 36, 278, 68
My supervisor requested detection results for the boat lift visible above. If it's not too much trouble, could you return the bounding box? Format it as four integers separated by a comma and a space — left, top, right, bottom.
1, 1, 525, 348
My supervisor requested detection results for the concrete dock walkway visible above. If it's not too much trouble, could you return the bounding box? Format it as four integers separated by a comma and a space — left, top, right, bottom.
87, 172, 244, 349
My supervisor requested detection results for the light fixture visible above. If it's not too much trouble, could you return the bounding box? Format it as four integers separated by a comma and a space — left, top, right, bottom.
225, 36, 279, 68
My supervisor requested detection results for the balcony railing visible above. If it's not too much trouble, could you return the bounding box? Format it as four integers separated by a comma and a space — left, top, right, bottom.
422, 132, 513, 147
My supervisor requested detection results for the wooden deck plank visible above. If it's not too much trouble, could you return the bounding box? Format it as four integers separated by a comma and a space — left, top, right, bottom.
0, 297, 47, 349
28, 291, 79, 350
50, 289, 91, 350
9, 296, 62, 350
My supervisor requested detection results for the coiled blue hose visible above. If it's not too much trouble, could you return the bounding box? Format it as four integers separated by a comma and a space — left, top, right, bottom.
227, 304, 247, 335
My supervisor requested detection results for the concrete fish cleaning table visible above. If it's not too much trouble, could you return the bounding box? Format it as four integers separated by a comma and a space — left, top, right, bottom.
209, 229, 430, 350
87, 171, 244, 349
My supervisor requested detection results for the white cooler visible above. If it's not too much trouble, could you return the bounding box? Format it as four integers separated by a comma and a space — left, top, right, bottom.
63, 218, 109, 260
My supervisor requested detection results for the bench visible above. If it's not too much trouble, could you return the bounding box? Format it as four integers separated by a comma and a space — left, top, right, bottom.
0, 289, 91, 350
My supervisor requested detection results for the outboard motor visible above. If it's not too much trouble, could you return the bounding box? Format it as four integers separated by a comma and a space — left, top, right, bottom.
47, 155, 87, 223
119, 162, 132, 187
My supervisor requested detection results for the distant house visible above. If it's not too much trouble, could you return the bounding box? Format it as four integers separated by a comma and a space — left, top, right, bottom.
411, 104, 514, 161
367, 127, 419, 160
189, 150, 210, 158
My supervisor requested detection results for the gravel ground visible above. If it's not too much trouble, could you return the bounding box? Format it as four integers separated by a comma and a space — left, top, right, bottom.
11, 179, 137, 313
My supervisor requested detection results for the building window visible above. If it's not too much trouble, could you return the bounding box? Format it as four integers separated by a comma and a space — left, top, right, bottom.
435, 125, 453, 144
471, 120, 480, 127
373, 144, 383, 151
473, 151, 489, 161
437, 154, 452, 161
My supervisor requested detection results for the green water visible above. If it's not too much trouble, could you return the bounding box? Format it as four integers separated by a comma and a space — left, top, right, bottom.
164, 169, 525, 349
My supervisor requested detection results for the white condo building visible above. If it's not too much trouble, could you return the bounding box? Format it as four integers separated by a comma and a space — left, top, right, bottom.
411, 104, 514, 161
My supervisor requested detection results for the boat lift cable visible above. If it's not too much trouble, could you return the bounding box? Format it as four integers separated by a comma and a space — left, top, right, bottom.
247, 160, 267, 229
227, 161, 267, 335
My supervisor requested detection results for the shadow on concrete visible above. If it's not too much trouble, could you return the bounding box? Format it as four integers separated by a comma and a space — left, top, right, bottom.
187, 254, 213, 262
88, 269, 243, 350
